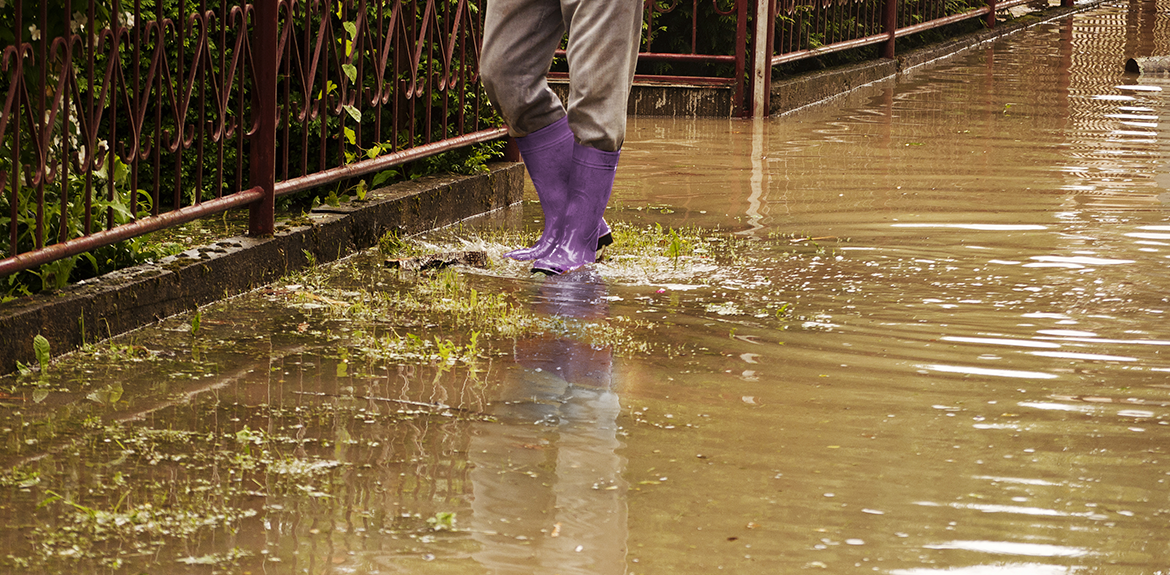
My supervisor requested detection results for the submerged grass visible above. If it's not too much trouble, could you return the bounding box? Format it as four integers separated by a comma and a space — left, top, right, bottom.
0, 386, 486, 573
277, 228, 670, 361
0, 207, 849, 571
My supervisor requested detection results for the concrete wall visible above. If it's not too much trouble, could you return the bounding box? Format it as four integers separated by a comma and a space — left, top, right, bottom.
551, 82, 734, 118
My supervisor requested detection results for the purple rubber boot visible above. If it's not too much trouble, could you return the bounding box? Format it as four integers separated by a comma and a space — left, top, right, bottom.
531, 143, 620, 275
505, 117, 574, 261
505, 117, 615, 261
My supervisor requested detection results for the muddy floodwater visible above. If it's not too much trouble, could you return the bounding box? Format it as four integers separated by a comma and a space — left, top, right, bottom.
5, 3, 1170, 574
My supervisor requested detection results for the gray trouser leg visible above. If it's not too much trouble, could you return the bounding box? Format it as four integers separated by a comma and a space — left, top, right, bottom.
480, 0, 567, 138
480, 0, 642, 151
561, 0, 642, 151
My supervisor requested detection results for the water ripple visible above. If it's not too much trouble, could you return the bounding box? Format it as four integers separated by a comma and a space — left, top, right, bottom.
921, 540, 1092, 558
921, 364, 1059, 379
891, 565, 1073, 575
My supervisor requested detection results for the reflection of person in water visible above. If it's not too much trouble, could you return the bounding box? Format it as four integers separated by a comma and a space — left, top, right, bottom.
469, 271, 627, 574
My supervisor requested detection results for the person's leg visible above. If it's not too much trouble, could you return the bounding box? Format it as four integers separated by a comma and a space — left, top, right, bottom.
479, 0, 566, 137
561, 0, 643, 153
481, 0, 614, 261
531, 0, 642, 274
483, 1, 619, 262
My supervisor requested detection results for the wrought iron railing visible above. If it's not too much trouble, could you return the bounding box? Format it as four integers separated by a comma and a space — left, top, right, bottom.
751, 0, 1069, 114
0, 0, 502, 281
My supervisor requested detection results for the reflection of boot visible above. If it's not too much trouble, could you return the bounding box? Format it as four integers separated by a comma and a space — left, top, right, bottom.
517, 270, 612, 389
471, 270, 624, 573
532, 144, 620, 275
506, 118, 613, 262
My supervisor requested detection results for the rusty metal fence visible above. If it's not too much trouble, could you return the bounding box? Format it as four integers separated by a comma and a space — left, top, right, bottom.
1, 0, 1068, 283
637, 0, 1063, 117
0, 0, 502, 280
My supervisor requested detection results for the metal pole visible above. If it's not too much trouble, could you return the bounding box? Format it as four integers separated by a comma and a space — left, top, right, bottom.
883, 0, 896, 59
249, 0, 278, 237
273, 128, 509, 197
734, 0, 749, 117
8, 0, 23, 258
752, 0, 772, 118
503, 136, 521, 162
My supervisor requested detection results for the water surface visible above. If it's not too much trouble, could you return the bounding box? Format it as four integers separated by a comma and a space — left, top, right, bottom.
3, 2, 1170, 573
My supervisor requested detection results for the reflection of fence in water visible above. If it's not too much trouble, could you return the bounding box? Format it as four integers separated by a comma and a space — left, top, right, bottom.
1060, 2, 1170, 208
261, 355, 490, 567
283, 357, 484, 491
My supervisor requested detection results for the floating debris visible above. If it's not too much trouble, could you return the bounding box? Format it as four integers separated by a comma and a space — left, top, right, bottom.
1125, 56, 1170, 74
384, 251, 488, 271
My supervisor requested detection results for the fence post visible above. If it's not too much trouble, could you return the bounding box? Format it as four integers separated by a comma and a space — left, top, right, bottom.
734, 0, 749, 117
249, 0, 277, 237
882, 0, 897, 59
8, 1, 23, 257
751, 0, 774, 118
503, 136, 521, 162
986, 0, 997, 28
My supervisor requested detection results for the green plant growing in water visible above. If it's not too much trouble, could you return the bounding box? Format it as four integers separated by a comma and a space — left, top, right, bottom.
427, 511, 457, 531
666, 226, 687, 267
17, 334, 52, 377
378, 229, 407, 258
33, 335, 50, 372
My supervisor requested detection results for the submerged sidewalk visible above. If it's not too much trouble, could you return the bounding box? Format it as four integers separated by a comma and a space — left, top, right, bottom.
0, 164, 525, 375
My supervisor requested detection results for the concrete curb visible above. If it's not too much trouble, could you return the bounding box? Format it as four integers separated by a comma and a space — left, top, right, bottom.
0, 162, 525, 376
771, 1, 1107, 115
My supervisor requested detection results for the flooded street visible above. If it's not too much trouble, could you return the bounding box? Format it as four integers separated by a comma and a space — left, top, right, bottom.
5, 2, 1170, 573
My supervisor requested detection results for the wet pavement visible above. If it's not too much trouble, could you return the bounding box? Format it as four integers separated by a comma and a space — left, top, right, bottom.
5, 1, 1170, 573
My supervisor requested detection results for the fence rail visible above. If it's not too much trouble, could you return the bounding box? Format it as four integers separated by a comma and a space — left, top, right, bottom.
2, 0, 1069, 285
